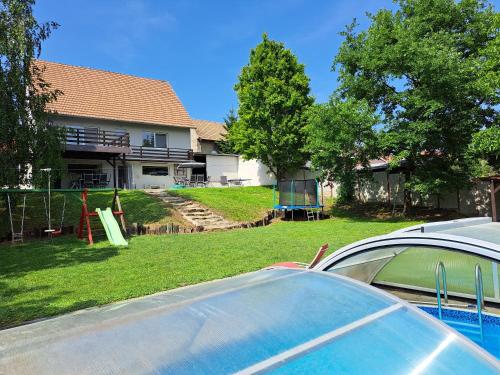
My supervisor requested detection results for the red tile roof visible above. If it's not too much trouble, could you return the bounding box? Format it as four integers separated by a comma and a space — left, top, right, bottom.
192, 119, 227, 141
35, 60, 194, 128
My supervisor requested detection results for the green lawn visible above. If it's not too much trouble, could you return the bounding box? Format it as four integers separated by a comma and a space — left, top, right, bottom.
0, 190, 181, 239
0, 217, 420, 328
169, 186, 275, 222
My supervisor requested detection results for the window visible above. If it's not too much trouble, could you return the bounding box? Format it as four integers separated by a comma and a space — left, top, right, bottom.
67, 164, 99, 174
142, 132, 168, 148
155, 133, 167, 148
143, 132, 155, 147
142, 166, 169, 176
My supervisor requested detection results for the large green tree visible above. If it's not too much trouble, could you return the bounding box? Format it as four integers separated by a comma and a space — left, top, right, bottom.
215, 108, 237, 154
0, 0, 63, 187
305, 97, 379, 203
231, 34, 313, 180
334, 0, 499, 210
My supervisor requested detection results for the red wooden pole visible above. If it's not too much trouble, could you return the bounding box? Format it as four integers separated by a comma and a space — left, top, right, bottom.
492, 180, 498, 222
78, 188, 94, 244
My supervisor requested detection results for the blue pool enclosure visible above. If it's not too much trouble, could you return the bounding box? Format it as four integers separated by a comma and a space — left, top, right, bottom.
311, 217, 500, 360
0, 269, 498, 374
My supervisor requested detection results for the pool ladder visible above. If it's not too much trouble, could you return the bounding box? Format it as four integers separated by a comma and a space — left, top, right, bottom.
435, 262, 484, 341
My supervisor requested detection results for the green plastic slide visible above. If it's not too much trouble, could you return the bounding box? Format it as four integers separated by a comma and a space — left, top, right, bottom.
95, 207, 128, 246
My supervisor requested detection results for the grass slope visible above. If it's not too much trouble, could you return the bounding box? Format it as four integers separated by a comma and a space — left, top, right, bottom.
169, 186, 275, 222
0, 190, 181, 239
0, 217, 420, 328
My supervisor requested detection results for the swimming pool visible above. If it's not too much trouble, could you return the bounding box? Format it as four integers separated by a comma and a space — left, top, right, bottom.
420, 306, 500, 359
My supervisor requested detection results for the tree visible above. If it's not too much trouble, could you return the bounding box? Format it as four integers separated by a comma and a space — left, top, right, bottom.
232, 34, 313, 180
467, 126, 500, 176
305, 97, 379, 203
0, 0, 63, 187
334, 0, 499, 212
215, 108, 237, 154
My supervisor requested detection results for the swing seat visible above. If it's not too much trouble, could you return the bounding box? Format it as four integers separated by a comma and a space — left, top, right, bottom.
45, 228, 62, 236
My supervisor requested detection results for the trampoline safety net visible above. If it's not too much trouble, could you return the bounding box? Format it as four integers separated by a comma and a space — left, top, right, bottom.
277, 179, 318, 207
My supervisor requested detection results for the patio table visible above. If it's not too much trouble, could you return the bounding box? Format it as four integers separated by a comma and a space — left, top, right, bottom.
227, 178, 251, 186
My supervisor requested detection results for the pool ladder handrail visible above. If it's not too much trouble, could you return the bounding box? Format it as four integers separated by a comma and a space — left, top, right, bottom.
435, 261, 448, 320
475, 263, 484, 341
434, 261, 484, 341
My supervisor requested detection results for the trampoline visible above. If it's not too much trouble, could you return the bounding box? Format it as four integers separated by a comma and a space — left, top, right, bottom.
0, 269, 498, 374
273, 179, 322, 219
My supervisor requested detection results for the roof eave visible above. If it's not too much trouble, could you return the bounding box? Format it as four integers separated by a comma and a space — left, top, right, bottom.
49, 113, 196, 129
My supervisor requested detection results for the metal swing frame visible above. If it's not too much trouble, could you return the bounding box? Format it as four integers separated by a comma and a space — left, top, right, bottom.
7, 194, 27, 243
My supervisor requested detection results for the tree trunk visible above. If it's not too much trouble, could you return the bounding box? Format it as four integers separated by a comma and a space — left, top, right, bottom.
402, 172, 412, 216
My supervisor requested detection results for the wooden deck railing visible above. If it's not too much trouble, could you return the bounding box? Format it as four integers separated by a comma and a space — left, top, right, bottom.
65, 128, 130, 147
128, 146, 194, 161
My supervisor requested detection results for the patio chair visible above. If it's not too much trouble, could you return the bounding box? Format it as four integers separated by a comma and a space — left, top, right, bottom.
232, 179, 243, 186
196, 174, 205, 187
196, 176, 211, 188
174, 176, 185, 186
82, 173, 94, 188
189, 175, 197, 187
220, 175, 228, 187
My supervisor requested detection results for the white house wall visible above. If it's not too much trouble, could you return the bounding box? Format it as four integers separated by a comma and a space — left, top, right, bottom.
128, 161, 189, 189
206, 154, 239, 184
237, 158, 276, 186
52, 115, 194, 189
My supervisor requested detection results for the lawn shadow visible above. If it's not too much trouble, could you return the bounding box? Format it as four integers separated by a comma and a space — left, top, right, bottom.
331, 202, 466, 223
0, 237, 119, 278
0, 280, 98, 329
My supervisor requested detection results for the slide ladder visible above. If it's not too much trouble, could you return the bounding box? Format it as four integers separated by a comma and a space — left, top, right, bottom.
96, 208, 128, 246
435, 262, 484, 341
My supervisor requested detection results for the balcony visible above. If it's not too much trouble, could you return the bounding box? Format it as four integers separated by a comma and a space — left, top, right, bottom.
64, 128, 131, 155
127, 146, 194, 162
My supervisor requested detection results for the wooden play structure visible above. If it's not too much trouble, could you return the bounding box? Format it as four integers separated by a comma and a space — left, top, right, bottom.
78, 188, 127, 245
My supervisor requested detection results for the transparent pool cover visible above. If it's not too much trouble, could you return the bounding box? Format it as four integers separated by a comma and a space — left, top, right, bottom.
0, 269, 498, 374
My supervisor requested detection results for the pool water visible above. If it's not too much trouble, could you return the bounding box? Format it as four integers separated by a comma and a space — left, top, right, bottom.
420, 306, 500, 359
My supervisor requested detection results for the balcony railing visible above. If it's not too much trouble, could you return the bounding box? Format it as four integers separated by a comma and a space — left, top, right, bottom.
127, 146, 194, 162
65, 128, 130, 148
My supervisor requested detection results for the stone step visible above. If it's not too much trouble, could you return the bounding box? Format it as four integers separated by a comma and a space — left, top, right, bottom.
144, 191, 241, 233
160, 198, 186, 203
196, 219, 228, 224
181, 212, 214, 217
182, 208, 209, 213
170, 202, 191, 207
161, 199, 186, 203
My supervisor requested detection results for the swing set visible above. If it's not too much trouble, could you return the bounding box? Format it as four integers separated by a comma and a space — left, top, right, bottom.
2, 187, 127, 245
3, 189, 71, 243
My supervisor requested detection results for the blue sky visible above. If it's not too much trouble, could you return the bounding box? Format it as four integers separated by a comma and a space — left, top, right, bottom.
35, 0, 498, 123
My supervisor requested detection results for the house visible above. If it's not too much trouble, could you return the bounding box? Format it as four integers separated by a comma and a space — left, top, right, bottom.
38, 60, 196, 189
190, 119, 280, 186
38, 60, 308, 189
